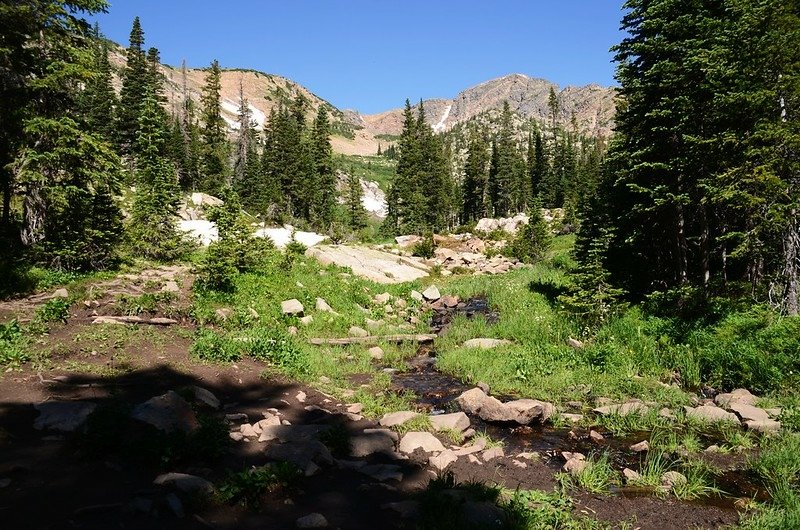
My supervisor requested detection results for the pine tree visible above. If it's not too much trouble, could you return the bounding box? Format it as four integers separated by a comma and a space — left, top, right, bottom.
199, 59, 229, 195
310, 105, 336, 228
344, 172, 368, 232
128, 87, 184, 261
82, 39, 117, 142
487, 101, 526, 216
386, 100, 425, 233
461, 128, 490, 222
117, 17, 148, 156
233, 79, 254, 184
2, 0, 123, 270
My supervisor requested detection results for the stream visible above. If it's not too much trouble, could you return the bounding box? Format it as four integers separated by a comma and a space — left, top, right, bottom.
388, 297, 766, 510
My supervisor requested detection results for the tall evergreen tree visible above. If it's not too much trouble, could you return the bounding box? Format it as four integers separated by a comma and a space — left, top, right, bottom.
487, 101, 526, 216
233, 79, 254, 184
128, 86, 183, 260
386, 100, 425, 233
310, 105, 336, 228
344, 172, 368, 232
461, 128, 490, 222
82, 39, 117, 142
117, 17, 148, 156
199, 59, 229, 194
1, 0, 123, 269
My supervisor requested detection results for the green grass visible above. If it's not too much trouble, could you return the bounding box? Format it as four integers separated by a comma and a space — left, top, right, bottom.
217, 463, 302, 507
557, 453, 619, 495
336, 154, 396, 193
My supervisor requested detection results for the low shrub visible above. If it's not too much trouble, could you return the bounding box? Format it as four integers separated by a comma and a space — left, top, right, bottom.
412, 234, 436, 259
36, 297, 71, 323
191, 329, 241, 363
217, 463, 302, 506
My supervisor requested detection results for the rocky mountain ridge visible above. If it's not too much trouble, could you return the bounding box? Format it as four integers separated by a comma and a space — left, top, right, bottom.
111, 48, 615, 156
358, 73, 616, 139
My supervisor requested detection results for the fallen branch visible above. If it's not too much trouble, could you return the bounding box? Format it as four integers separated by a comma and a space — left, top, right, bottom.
308, 334, 436, 346
92, 315, 178, 326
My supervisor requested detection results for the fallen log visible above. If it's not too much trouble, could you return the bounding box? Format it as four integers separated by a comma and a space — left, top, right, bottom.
309, 334, 436, 346
92, 315, 178, 326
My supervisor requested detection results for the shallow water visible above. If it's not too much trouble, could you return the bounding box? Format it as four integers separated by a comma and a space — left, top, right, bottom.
389, 297, 765, 509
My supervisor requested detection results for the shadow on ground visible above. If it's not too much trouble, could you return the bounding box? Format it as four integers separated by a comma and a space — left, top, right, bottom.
0, 364, 432, 529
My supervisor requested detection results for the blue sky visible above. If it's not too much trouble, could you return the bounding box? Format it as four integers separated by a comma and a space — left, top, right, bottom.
92, 1, 626, 114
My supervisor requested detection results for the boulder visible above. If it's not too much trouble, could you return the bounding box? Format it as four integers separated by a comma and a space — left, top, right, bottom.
744, 419, 781, 434
347, 403, 363, 414
315, 298, 334, 312
453, 438, 487, 456
374, 292, 392, 304
379, 411, 420, 427
563, 457, 588, 475
348, 326, 369, 338
660, 471, 687, 491
258, 424, 329, 443
52, 288, 69, 299
623, 468, 641, 482
368, 346, 384, 360
410, 290, 424, 302
503, 399, 555, 424
191, 386, 220, 409
398, 432, 445, 454
429, 449, 457, 471
715, 388, 757, 407
33, 401, 96, 432
566, 337, 584, 349
266, 440, 333, 469
131, 391, 199, 433
153, 473, 213, 494
350, 429, 397, 458
593, 401, 650, 417
630, 440, 650, 452
462, 338, 512, 349
296, 513, 328, 528
482, 447, 504, 462
727, 402, 770, 422
282, 299, 305, 316
422, 285, 441, 301
359, 464, 403, 482
395, 235, 423, 249
429, 412, 470, 433
684, 405, 739, 424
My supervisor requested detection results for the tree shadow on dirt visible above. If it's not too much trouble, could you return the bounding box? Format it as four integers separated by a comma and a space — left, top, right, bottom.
0, 364, 432, 529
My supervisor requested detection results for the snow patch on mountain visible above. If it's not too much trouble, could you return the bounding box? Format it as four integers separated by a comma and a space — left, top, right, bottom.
432, 104, 452, 133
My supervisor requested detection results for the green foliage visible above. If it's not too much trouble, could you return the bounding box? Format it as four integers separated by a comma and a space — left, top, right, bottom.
385, 100, 456, 234
412, 234, 436, 259
0, 319, 28, 367
191, 329, 241, 363
115, 291, 175, 316
36, 298, 71, 323
127, 88, 186, 261
197, 189, 275, 291
247, 327, 309, 376
508, 211, 552, 264
559, 227, 626, 331
557, 453, 618, 494
217, 463, 302, 507
505, 489, 605, 530
688, 307, 800, 393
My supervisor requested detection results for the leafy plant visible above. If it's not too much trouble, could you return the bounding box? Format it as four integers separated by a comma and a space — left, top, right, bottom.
217, 463, 302, 506
191, 329, 241, 363
412, 233, 436, 259
0, 319, 28, 367
36, 297, 71, 323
